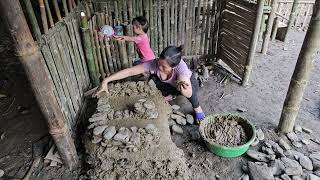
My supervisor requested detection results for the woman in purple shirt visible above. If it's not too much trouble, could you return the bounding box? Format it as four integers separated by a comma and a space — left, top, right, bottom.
95, 46, 205, 122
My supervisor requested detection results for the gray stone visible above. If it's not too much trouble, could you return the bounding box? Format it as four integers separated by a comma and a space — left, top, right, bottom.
173, 110, 186, 117
287, 132, 300, 142
301, 139, 311, 145
175, 116, 187, 125
145, 124, 157, 134
237, 108, 247, 112
281, 157, 303, 176
271, 159, 285, 176
114, 110, 123, 119
186, 114, 194, 124
266, 140, 285, 157
275, 178, 282, 180
148, 79, 156, 88
294, 125, 303, 133
281, 174, 291, 180
302, 127, 313, 134
93, 125, 108, 136
97, 104, 111, 112
103, 126, 116, 140
310, 151, 320, 169
172, 125, 183, 134
298, 154, 313, 171
241, 174, 249, 180
0, 169, 4, 178
89, 115, 106, 122
145, 109, 159, 119
307, 174, 320, 180
171, 114, 182, 120
113, 127, 132, 143
168, 119, 177, 127
143, 100, 156, 109
292, 141, 303, 148
262, 146, 275, 155
130, 127, 138, 133
292, 176, 304, 180
279, 138, 292, 150
130, 133, 141, 146
171, 105, 180, 110
134, 102, 145, 113
246, 150, 270, 162
256, 129, 265, 141
314, 169, 320, 177
123, 109, 130, 118
242, 164, 248, 173
91, 136, 102, 144
248, 162, 274, 180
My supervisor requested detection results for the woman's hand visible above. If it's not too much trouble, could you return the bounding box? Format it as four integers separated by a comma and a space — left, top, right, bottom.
113, 35, 124, 41
176, 79, 192, 98
93, 80, 109, 98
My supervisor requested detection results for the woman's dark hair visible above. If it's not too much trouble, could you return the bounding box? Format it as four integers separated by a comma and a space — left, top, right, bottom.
159, 45, 184, 67
132, 16, 149, 33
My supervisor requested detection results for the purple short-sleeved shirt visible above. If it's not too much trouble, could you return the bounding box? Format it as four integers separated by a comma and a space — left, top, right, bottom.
143, 59, 192, 87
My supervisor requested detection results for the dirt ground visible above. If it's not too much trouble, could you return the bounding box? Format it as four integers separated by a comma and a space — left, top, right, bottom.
0, 29, 319, 179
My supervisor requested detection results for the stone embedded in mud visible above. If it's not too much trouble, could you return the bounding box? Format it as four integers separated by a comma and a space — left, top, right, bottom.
307, 174, 320, 180
107, 109, 114, 120
113, 127, 132, 143
89, 115, 106, 122
248, 162, 274, 180
298, 154, 313, 171
93, 125, 108, 136
246, 150, 270, 162
168, 119, 176, 127
145, 124, 157, 134
262, 146, 275, 155
256, 129, 265, 141
186, 114, 194, 124
314, 169, 320, 177
173, 110, 186, 117
310, 151, 320, 169
281, 174, 291, 180
294, 125, 303, 133
266, 140, 285, 157
271, 159, 285, 176
92, 136, 102, 144
292, 141, 303, 148
130, 127, 138, 133
97, 104, 111, 112
301, 139, 311, 145
175, 116, 187, 125
134, 102, 146, 114
143, 100, 156, 109
103, 126, 116, 140
281, 157, 303, 176
123, 109, 130, 118
287, 132, 300, 142
278, 138, 291, 150
292, 176, 304, 180
171, 105, 180, 110
145, 109, 158, 119
171, 114, 182, 120
302, 127, 313, 134
114, 110, 123, 119
172, 125, 183, 134
137, 81, 145, 87
130, 132, 141, 146
0, 169, 4, 178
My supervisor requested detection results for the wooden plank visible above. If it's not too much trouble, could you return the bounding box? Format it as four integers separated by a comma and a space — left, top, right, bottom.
189, 0, 196, 55
226, 0, 256, 12
220, 53, 245, 77
222, 10, 255, 27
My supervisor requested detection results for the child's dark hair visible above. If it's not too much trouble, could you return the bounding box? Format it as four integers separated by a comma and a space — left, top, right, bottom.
132, 16, 149, 33
159, 45, 184, 67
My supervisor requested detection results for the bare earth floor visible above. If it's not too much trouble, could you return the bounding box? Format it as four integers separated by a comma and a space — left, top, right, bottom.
0, 30, 319, 179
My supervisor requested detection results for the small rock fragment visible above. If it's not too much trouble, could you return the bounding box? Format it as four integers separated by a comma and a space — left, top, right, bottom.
103, 126, 116, 140
292, 141, 303, 148
256, 129, 265, 141
145, 109, 159, 119
271, 159, 285, 176
0, 169, 4, 178
246, 150, 270, 162
130, 127, 138, 133
262, 146, 275, 155
292, 176, 304, 180
281, 157, 303, 176
143, 100, 156, 109
248, 162, 274, 180
314, 169, 320, 177
237, 108, 247, 112
171, 105, 180, 110
307, 174, 320, 180
281, 174, 291, 180
145, 124, 157, 134
287, 132, 299, 142
186, 114, 194, 124
278, 138, 291, 150
173, 110, 186, 117
172, 125, 183, 134
301, 139, 311, 145
302, 127, 313, 134
168, 119, 177, 127
93, 125, 108, 136
241, 174, 249, 180
294, 125, 303, 133
310, 151, 320, 169
298, 154, 313, 171
175, 117, 187, 125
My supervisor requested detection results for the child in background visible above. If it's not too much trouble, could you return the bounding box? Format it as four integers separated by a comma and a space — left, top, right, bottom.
114, 16, 155, 65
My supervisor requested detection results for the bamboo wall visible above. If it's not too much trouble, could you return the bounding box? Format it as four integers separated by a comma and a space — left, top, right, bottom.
276, 0, 315, 31
91, 0, 223, 71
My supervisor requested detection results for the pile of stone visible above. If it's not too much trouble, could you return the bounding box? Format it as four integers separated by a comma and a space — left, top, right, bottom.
107, 80, 157, 97
90, 123, 160, 152
243, 126, 320, 180
168, 104, 195, 134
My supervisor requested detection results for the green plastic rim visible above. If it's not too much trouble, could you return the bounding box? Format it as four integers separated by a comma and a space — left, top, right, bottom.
199, 114, 256, 158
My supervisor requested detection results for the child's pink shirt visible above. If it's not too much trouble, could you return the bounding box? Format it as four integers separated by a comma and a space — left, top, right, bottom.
133, 34, 155, 62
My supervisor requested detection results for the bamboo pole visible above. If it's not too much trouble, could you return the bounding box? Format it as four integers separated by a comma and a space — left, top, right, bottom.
53, 0, 62, 22
278, 0, 320, 133
39, 0, 49, 34
89, 17, 100, 78
0, 0, 78, 169
194, 0, 202, 54
62, 0, 69, 16
157, 0, 163, 51
164, 1, 168, 48
80, 12, 99, 87
94, 30, 106, 78
173, 0, 178, 46
258, 14, 266, 41
100, 38, 110, 76
283, 0, 299, 42
271, 17, 279, 41
261, 0, 279, 54
68, 0, 73, 12
200, 0, 209, 54
302, 4, 311, 30
22, 0, 42, 41
153, 0, 158, 53
242, 0, 264, 86
44, 0, 54, 28
104, 39, 114, 74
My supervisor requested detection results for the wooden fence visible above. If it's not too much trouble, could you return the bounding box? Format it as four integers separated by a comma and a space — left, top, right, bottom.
92, 0, 223, 67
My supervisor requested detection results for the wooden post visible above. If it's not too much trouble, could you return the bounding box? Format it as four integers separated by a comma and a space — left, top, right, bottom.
242, 0, 264, 86
0, 0, 78, 169
53, 0, 63, 22
80, 12, 100, 87
283, 0, 299, 42
22, 0, 42, 41
261, 0, 278, 54
278, 1, 320, 133
39, 0, 49, 34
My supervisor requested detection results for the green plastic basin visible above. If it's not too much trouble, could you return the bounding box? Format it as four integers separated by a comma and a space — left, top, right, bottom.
199, 114, 256, 158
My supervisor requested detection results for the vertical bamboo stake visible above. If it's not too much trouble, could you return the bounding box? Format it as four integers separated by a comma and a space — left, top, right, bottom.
242, 0, 264, 86
174, 0, 178, 45
53, 0, 62, 22
104, 39, 114, 74
71, 0, 76, 9
203, 0, 213, 56
181, 0, 186, 46
185, 0, 190, 54
22, 0, 42, 41
80, 12, 99, 87
271, 17, 279, 41
200, 0, 209, 54
89, 17, 100, 78
261, 0, 278, 54
39, 0, 49, 34
0, 0, 79, 169
284, 0, 299, 42
258, 14, 266, 41
164, 1, 168, 48
94, 30, 106, 78
302, 4, 311, 31
178, 0, 183, 45
122, 0, 128, 24
149, 0, 154, 48
158, 0, 163, 51
44, 0, 54, 28
68, 0, 73, 12
278, 0, 320, 133
194, 0, 202, 54
62, 0, 69, 16
189, 0, 195, 54
153, 0, 158, 53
